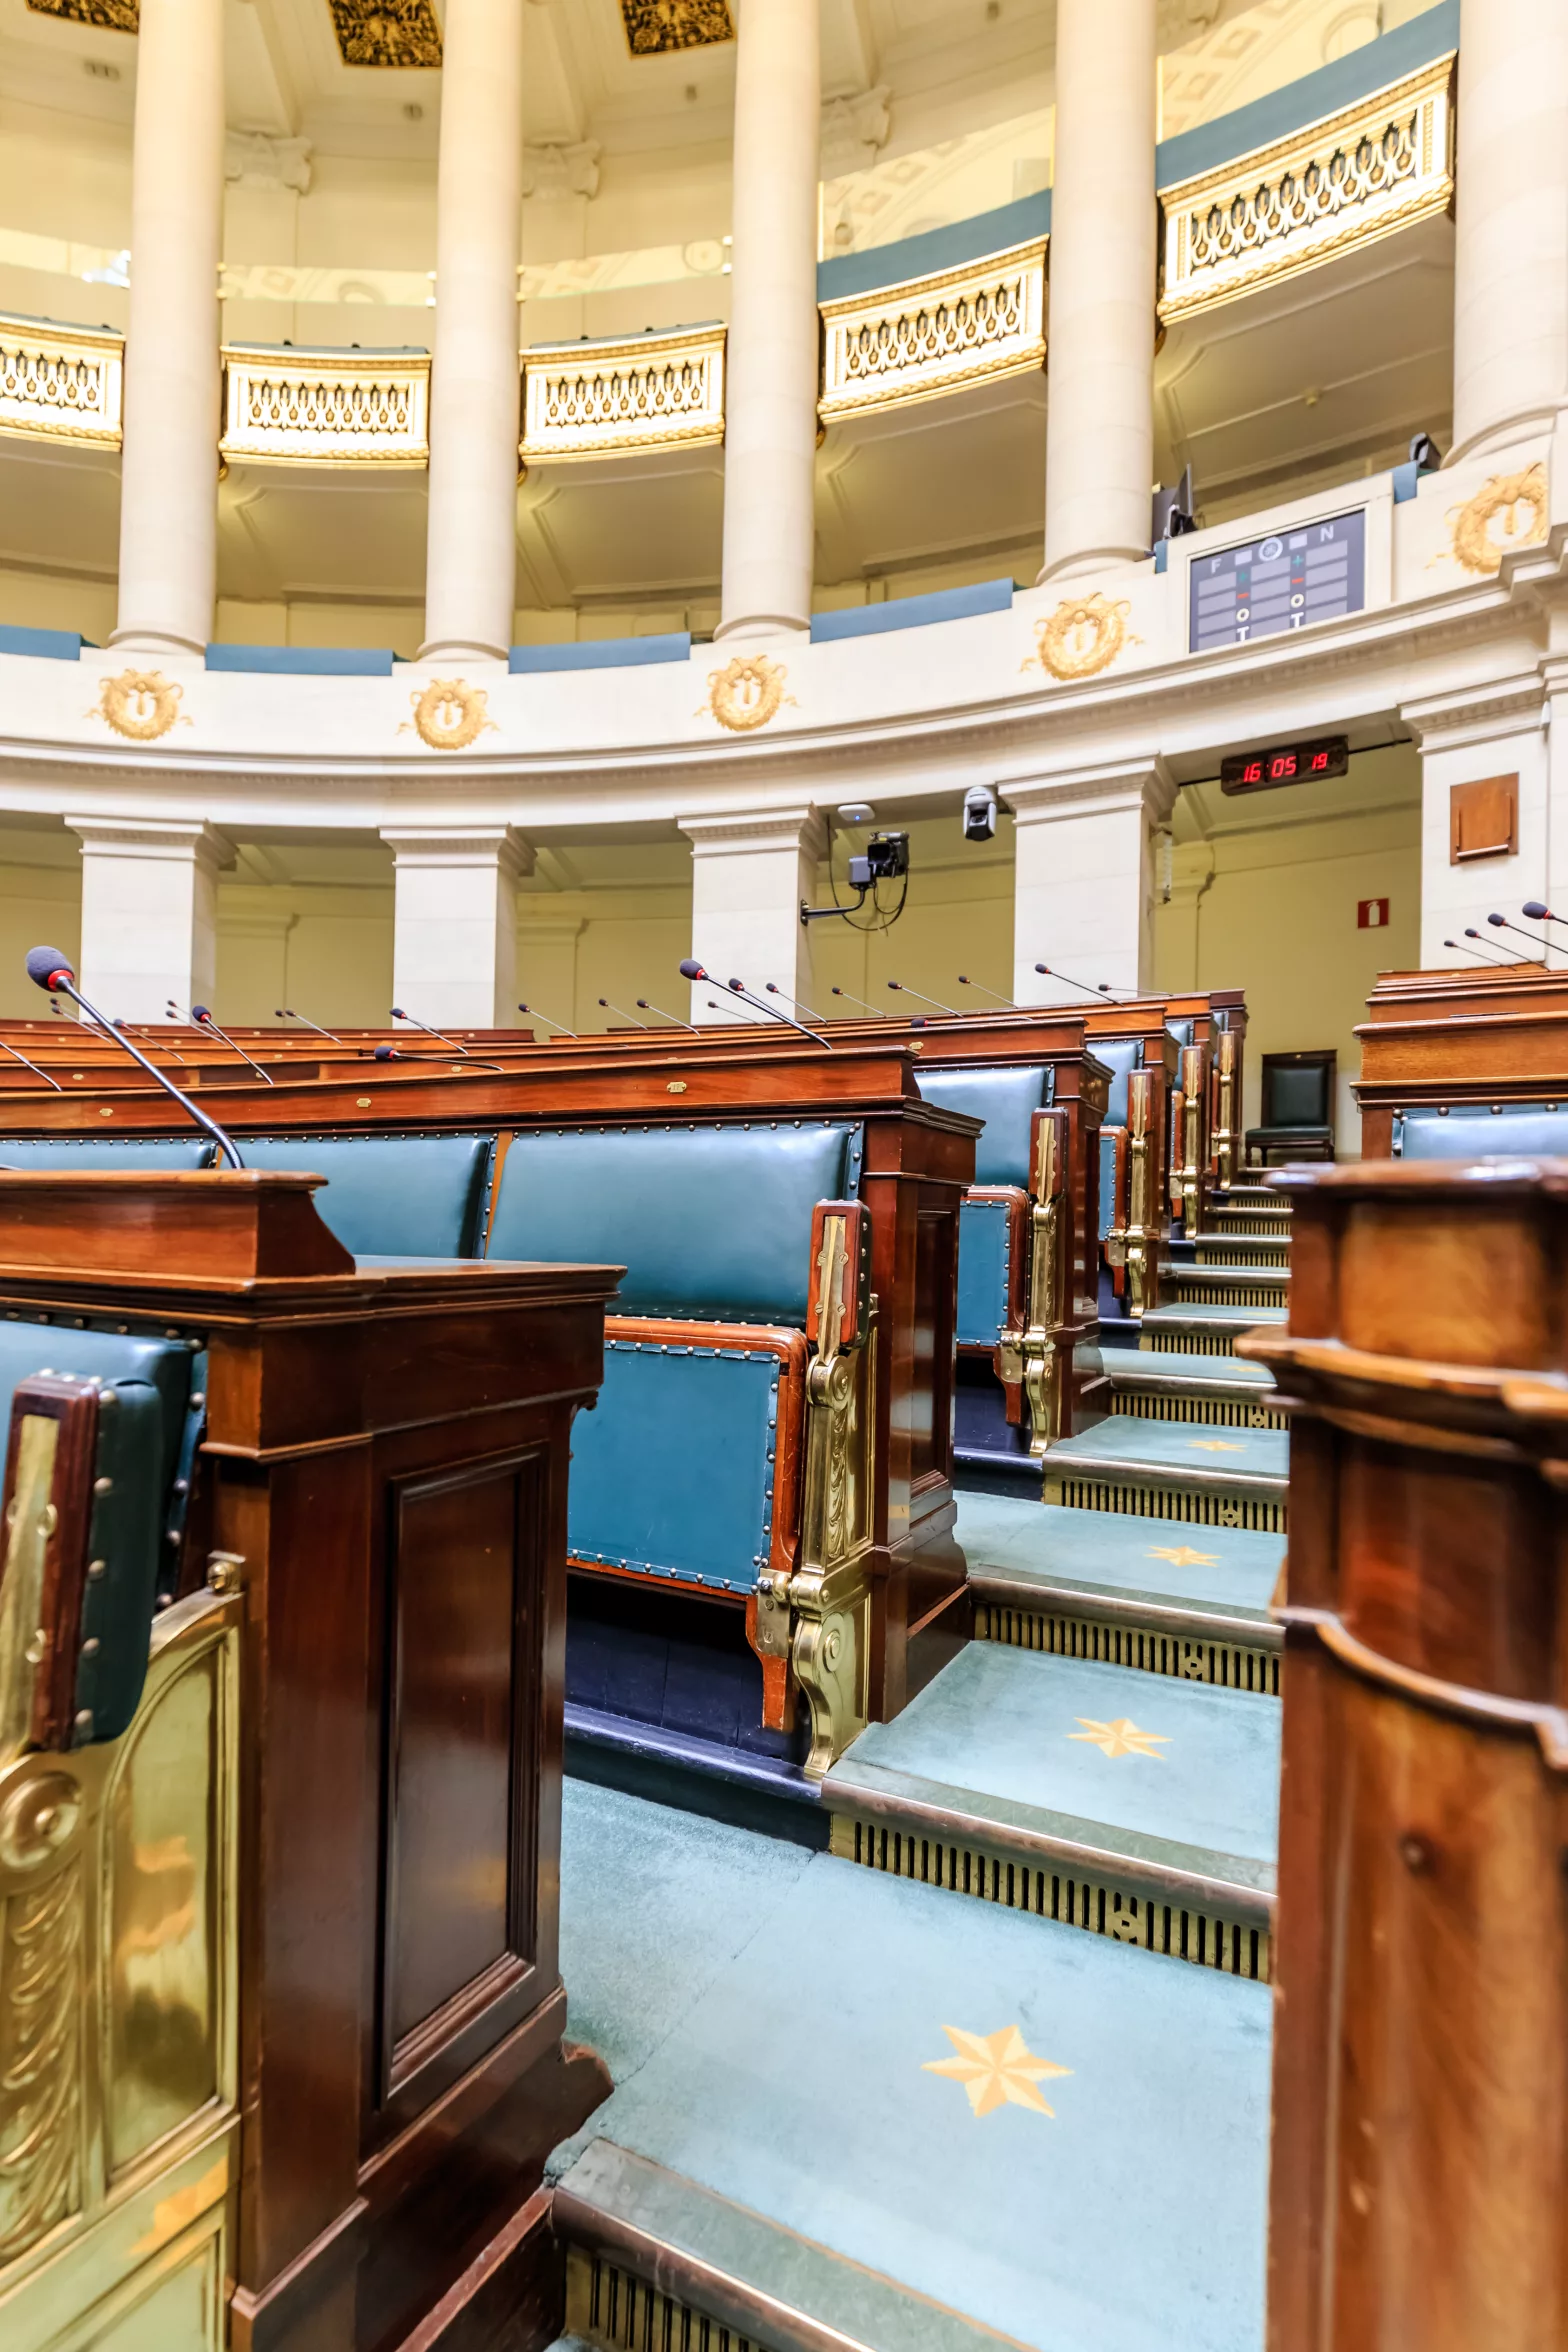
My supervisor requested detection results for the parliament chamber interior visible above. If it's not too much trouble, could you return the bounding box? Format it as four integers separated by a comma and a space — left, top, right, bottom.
0, 0, 1563, 2346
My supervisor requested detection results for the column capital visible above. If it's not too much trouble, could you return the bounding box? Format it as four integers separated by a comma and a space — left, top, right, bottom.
1005, 757, 1176, 828
66, 816, 231, 874
380, 824, 534, 880
678, 805, 827, 861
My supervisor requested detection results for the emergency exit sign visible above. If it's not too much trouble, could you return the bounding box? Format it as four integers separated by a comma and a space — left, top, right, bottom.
1358, 898, 1390, 929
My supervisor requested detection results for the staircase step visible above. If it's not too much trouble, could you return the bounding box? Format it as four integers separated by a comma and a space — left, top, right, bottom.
1169, 1264, 1290, 1311
553, 1803, 1270, 2352
1089, 1348, 1286, 1431
1039, 1418, 1288, 1533
1139, 1303, 1288, 1355
1211, 1205, 1293, 1238
957, 1491, 1282, 1691
1214, 1183, 1285, 1210
1193, 1234, 1291, 1269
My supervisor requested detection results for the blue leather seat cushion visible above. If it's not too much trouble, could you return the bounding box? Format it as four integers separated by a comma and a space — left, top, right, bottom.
241, 1134, 494, 1257
568, 1341, 779, 1593
488, 1122, 860, 1323
1397, 1104, 1568, 1159
0, 1139, 215, 1168
956, 1196, 1012, 1348
915, 1065, 1050, 1187
1093, 1038, 1142, 1127
1099, 1126, 1119, 1241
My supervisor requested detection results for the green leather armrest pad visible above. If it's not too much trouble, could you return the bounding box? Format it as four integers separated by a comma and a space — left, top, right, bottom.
488, 1121, 861, 1324
241, 1133, 495, 1257
73, 1379, 168, 1745
916, 1063, 1051, 1187
0, 1322, 192, 1498
957, 1197, 1012, 1348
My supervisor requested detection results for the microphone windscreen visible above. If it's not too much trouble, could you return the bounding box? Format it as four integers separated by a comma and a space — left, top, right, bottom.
389, 1007, 405, 1020
1523, 902, 1550, 919
677, 958, 704, 980
1487, 914, 1507, 926
192, 1004, 211, 1020
374, 1045, 396, 1061
25, 944, 72, 990
727, 978, 746, 992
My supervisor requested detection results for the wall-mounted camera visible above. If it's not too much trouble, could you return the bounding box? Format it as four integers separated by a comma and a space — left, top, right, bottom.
802, 827, 911, 924
962, 785, 998, 843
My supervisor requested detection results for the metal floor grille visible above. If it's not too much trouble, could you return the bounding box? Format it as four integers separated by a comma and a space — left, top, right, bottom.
1044, 1472, 1286, 1533
567, 2248, 756, 2352
1108, 1390, 1286, 1429
974, 1599, 1280, 1693
829, 1815, 1271, 1981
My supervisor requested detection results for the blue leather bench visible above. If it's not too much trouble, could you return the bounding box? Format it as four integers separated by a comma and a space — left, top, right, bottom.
1393, 1104, 1568, 1157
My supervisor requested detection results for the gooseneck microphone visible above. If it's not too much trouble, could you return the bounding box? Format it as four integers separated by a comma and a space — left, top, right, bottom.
1486, 912, 1547, 954
1522, 900, 1568, 932
956, 975, 1021, 1009
518, 1002, 578, 1039
1033, 962, 1141, 1002
765, 981, 828, 1022
887, 979, 961, 1016
678, 960, 832, 1049
191, 1005, 276, 1085
1461, 929, 1517, 963
0, 1035, 63, 1091
28, 948, 245, 1167
276, 1006, 345, 1046
1444, 937, 1504, 964
597, 996, 648, 1030
636, 998, 700, 1032
828, 985, 888, 1017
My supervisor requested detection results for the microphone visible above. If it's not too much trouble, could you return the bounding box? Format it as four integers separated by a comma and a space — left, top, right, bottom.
956, 975, 1021, 1009
517, 1002, 578, 1039
1522, 901, 1568, 932
1486, 913, 1547, 954
276, 1006, 345, 1046
1443, 937, 1506, 964
1033, 962, 1141, 1002
828, 985, 888, 1017
116, 1017, 190, 1066
725, 976, 833, 1050
372, 1045, 405, 1061
597, 996, 648, 1030
390, 1005, 467, 1052
0, 1034, 63, 1091
765, 981, 828, 1022
887, 979, 961, 1016
27, 948, 245, 1168
191, 1005, 276, 1086
636, 998, 700, 1031
1461, 929, 1518, 963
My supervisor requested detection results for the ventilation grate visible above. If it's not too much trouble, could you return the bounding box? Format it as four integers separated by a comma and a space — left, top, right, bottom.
1195, 1242, 1290, 1268
1043, 1473, 1285, 1533
828, 1815, 1270, 1981
1212, 1212, 1293, 1237
1105, 1390, 1286, 1429
975, 1600, 1280, 1693
1144, 1327, 1248, 1356
567, 2247, 756, 2352
1171, 1275, 1286, 1308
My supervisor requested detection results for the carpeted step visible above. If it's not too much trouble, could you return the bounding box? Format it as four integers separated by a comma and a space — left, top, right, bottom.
1210, 1202, 1293, 1238
1086, 1347, 1286, 1430
1038, 1417, 1288, 1533
1213, 1183, 1285, 1210
956, 1491, 1282, 1691
1138, 1302, 1286, 1357
823, 1641, 1277, 1981
1167, 1262, 1289, 1311
553, 1790, 1269, 2352
1192, 1233, 1291, 1270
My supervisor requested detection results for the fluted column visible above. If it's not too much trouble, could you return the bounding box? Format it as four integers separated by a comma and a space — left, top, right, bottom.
716, 0, 821, 642
1450, 0, 1568, 464
420, 0, 526, 663
111, 0, 224, 654
1039, 0, 1158, 581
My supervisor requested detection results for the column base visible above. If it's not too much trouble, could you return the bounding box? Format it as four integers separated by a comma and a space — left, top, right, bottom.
106, 628, 207, 658
1445, 407, 1562, 469
712, 614, 812, 644
414, 639, 510, 666
1035, 546, 1151, 586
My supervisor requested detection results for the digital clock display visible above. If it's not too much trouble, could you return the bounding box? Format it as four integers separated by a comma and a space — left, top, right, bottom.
1220, 735, 1351, 795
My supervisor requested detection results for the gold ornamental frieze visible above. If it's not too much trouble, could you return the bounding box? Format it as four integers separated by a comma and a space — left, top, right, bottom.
328, 0, 441, 65
521, 325, 725, 463
404, 679, 497, 751
818, 238, 1046, 425
1024, 594, 1139, 684
89, 670, 190, 743
221, 345, 430, 469
700, 654, 794, 733
1160, 53, 1454, 322
1443, 463, 1549, 577
0, 314, 123, 451
620, 0, 733, 54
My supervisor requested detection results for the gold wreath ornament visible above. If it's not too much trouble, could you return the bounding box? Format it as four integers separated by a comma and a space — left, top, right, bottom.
701, 653, 794, 733
90, 669, 188, 742
1445, 463, 1548, 576
1026, 593, 1139, 683
405, 678, 496, 751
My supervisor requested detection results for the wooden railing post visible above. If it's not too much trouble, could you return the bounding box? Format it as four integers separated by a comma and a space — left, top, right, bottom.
1242, 1160, 1568, 2352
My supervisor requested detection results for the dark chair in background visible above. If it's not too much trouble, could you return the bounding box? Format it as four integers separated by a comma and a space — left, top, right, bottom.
1245, 1049, 1336, 1165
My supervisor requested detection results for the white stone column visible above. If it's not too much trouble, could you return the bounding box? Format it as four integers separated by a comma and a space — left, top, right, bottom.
1450, 0, 1568, 464
111, 0, 225, 654
1008, 760, 1175, 1003
679, 808, 825, 1022
1402, 681, 1551, 967
420, 0, 526, 663
716, 0, 821, 642
67, 818, 226, 1022
383, 827, 531, 1029
1039, 0, 1158, 581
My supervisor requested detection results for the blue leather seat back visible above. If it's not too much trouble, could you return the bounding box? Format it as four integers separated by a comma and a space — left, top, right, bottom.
1167, 1017, 1196, 1048
1099, 1127, 1119, 1240
1396, 1104, 1568, 1159
0, 1323, 192, 1496
1093, 1038, 1142, 1128
487, 1122, 862, 1324
568, 1340, 782, 1592
956, 1197, 1012, 1347
241, 1134, 495, 1258
915, 1065, 1051, 1187
0, 1139, 215, 1168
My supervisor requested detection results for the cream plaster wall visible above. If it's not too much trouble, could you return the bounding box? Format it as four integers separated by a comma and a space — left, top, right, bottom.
0, 824, 81, 1017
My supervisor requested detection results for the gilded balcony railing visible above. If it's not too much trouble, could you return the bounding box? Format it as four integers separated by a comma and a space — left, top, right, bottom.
520, 324, 726, 462
219, 344, 430, 467
1159, 52, 1455, 323
0, 314, 123, 449
818, 237, 1046, 425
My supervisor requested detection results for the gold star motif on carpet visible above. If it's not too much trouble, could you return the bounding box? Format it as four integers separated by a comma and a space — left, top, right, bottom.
922, 2024, 1071, 2118
1069, 1716, 1170, 1760
1188, 1438, 1245, 1452
1147, 1544, 1219, 1568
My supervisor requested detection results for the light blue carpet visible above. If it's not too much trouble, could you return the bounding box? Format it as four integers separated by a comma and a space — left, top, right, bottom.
956, 1493, 1282, 1616
554, 1788, 1270, 2352
1047, 1418, 1288, 1481
1098, 1349, 1276, 1390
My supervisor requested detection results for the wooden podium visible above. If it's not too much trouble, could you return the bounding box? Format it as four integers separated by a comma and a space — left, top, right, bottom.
0, 1172, 620, 2352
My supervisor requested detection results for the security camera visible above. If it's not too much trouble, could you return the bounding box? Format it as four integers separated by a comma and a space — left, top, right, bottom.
963, 785, 998, 843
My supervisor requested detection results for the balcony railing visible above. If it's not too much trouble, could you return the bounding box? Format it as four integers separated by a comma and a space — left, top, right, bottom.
219, 345, 430, 467
520, 324, 726, 463
1159, 51, 1455, 323
0, 313, 123, 448
818, 237, 1046, 425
